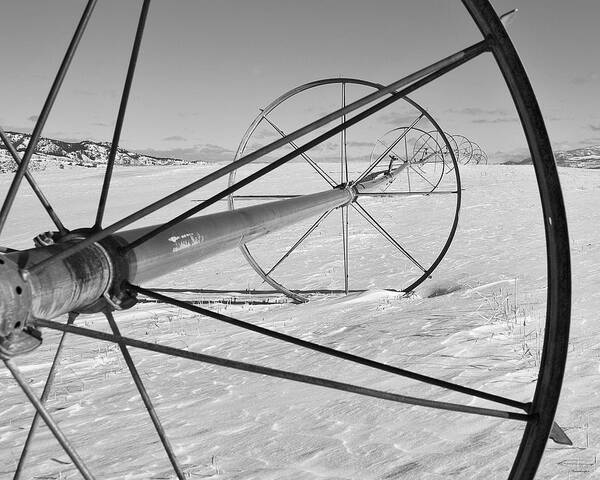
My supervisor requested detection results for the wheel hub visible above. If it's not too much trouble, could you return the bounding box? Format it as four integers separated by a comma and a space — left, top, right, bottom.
0, 232, 137, 358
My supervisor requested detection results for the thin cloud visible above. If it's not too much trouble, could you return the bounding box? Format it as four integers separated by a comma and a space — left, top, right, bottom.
448, 107, 509, 116
163, 135, 187, 142
252, 128, 278, 140
347, 140, 374, 148
447, 106, 521, 125
380, 111, 423, 126
589, 124, 600, 132
141, 144, 235, 163
28, 115, 39, 123
472, 117, 518, 124
73, 88, 95, 96
572, 72, 599, 85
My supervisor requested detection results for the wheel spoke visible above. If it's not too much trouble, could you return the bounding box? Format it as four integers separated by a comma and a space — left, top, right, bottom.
356, 115, 423, 184
409, 164, 437, 189
357, 190, 459, 197
4, 358, 95, 480
190, 195, 301, 202
341, 206, 349, 294
123, 286, 528, 411
103, 310, 185, 479
261, 114, 336, 187
12, 313, 77, 480
0, 127, 67, 235
341, 82, 348, 184
27, 38, 489, 274
0, 0, 97, 238
377, 138, 405, 164
352, 202, 429, 274
34, 316, 530, 421
402, 131, 411, 191
94, 0, 151, 229
265, 208, 335, 277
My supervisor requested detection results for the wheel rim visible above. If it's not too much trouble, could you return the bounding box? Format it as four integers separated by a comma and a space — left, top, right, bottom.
411, 129, 461, 174
452, 133, 476, 164
229, 78, 461, 302
0, 1, 570, 479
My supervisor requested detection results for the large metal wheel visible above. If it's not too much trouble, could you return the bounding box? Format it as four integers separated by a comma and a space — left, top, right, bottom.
228, 78, 461, 302
0, 2, 570, 480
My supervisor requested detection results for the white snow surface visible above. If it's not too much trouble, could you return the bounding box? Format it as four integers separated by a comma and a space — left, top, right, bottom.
0, 163, 599, 479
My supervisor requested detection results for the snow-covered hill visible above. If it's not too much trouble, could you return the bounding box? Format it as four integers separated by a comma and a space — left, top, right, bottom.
504, 145, 600, 169
0, 131, 199, 172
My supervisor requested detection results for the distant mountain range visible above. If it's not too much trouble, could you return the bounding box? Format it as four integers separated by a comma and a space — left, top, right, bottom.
2, 131, 599, 173
0, 131, 199, 173
503, 145, 600, 169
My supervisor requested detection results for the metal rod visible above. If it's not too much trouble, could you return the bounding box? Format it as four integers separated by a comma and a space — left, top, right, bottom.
356, 115, 423, 184
0, 127, 67, 235
352, 202, 428, 274
27, 38, 489, 274
12, 313, 77, 480
34, 318, 531, 421
262, 115, 336, 187
191, 195, 301, 202
129, 285, 528, 410
409, 164, 437, 189
4, 358, 95, 479
377, 138, 404, 164
265, 209, 335, 277
94, 0, 151, 229
406, 154, 412, 191
341, 81, 348, 184
0, 0, 97, 237
357, 190, 459, 197
341, 206, 349, 294
104, 310, 185, 479
227, 194, 301, 200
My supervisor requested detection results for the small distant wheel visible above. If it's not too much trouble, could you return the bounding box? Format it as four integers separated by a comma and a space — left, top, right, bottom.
412, 129, 460, 174
452, 133, 475, 164
229, 78, 460, 302
471, 143, 488, 164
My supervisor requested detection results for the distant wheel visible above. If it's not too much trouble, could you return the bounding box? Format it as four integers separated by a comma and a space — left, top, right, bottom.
471, 143, 488, 164
452, 133, 475, 164
229, 78, 460, 302
412, 129, 460, 174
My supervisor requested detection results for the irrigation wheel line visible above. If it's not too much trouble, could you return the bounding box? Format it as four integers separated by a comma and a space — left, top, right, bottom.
0, 1, 570, 480
412, 129, 461, 174
229, 77, 461, 302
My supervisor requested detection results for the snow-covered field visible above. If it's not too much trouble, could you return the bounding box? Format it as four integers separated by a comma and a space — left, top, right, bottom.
0, 162, 599, 479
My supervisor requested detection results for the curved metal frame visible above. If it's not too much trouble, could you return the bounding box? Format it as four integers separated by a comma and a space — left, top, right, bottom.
463, 2, 571, 478
229, 78, 461, 302
470, 142, 488, 164
0, 2, 570, 479
371, 126, 448, 190
411, 128, 461, 174
452, 133, 475, 164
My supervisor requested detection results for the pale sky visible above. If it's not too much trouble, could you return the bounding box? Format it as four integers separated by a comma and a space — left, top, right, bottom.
0, 0, 598, 162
